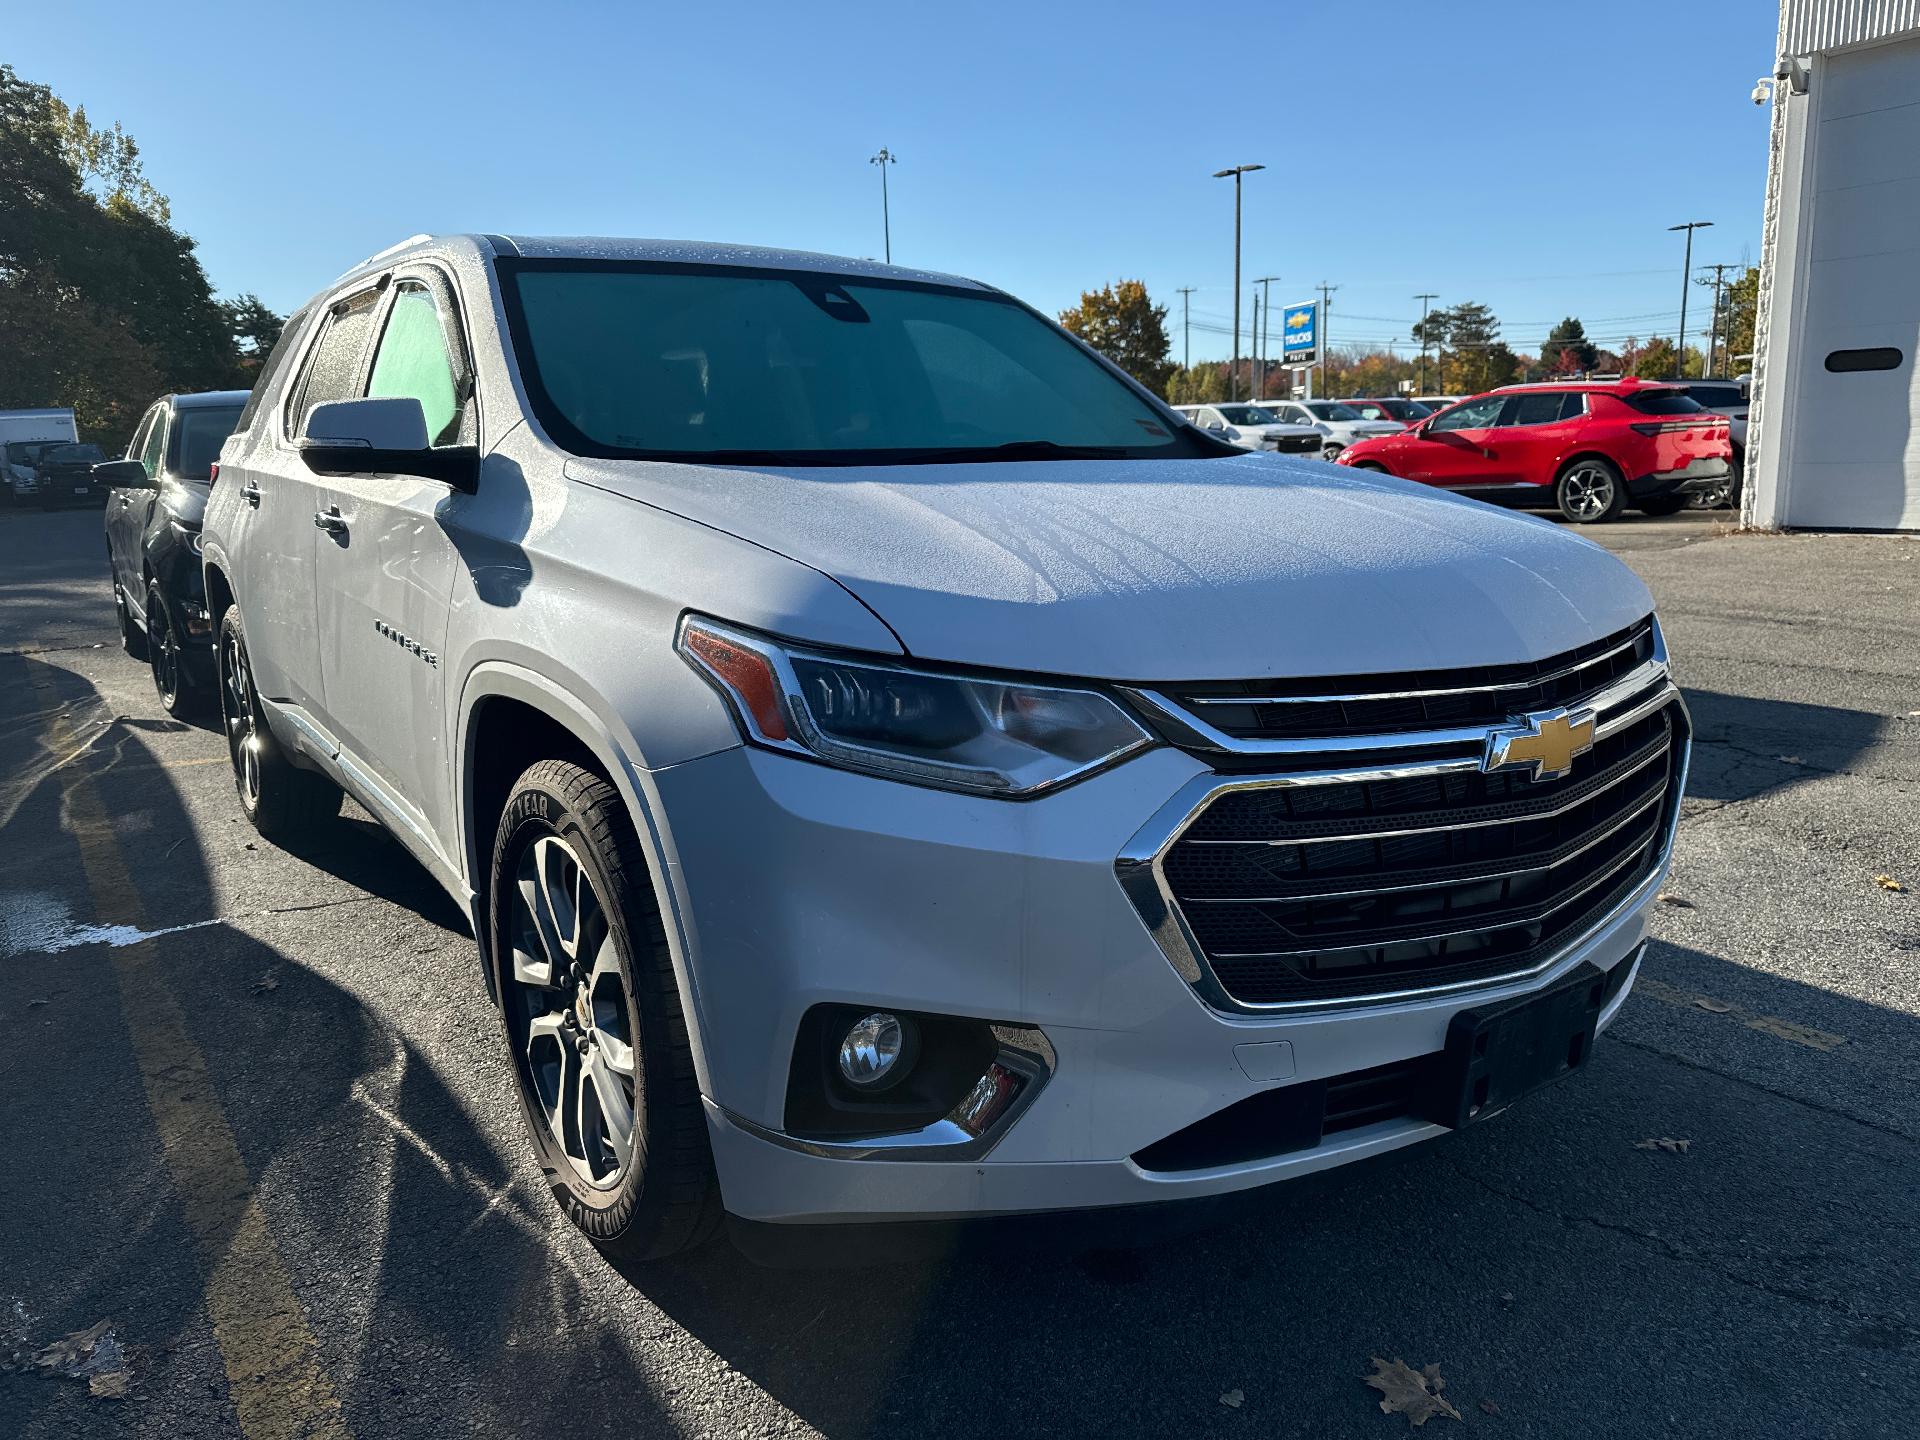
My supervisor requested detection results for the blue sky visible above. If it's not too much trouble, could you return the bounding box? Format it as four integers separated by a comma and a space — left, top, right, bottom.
13, 0, 1775, 361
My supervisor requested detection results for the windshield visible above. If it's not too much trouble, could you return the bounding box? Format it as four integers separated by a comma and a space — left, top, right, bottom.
499, 261, 1211, 465
1215, 405, 1279, 424
5, 440, 57, 465
46, 443, 104, 464
169, 405, 245, 480
1376, 399, 1428, 420
1306, 402, 1362, 421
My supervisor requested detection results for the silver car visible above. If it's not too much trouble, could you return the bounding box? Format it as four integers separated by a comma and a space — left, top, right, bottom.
201, 235, 1683, 1261
1261, 400, 1406, 458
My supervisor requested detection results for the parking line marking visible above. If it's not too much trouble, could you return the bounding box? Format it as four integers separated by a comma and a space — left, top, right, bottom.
1635, 975, 1849, 1052
37, 679, 352, 1440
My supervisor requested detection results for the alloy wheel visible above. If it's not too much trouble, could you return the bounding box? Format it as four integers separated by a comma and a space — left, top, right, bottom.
220, 628, 261, 806
503, 833, 638, 1190
1561, 463, 1616, 522
148, 594, 181, 708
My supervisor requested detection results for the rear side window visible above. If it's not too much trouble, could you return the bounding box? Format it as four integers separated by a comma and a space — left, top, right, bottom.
287, 289, 382, 437
235, 305, 312, 436
1683, 384, 1743, 408
169, 406, 245, 480
1505, 391, 1582, 426
366, 282, 465, 445
1621, 389, 1705, 416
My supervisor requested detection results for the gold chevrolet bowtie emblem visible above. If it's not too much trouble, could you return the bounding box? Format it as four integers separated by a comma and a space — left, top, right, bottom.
1484, 709, 1596, 781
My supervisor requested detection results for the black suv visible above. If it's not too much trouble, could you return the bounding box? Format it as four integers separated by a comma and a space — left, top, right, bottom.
98, 390, 248, 713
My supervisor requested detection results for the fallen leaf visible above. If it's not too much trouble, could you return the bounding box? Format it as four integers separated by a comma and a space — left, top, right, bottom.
30, 1320, 134, 1399
1480, 1399, 1502, 1416
1873, 874, 1906, 893
88, 1370, 131, 1399
1219, 1388, 1244, 1409
31, 1320, 111, 1374
1365, 1358, 1462, 1427
1692, 996, 1733, 1014
1775, 755, 1804, 766
1656, 891, 1694, 908
1635, 1137, 1691, 1153
250, 973, 279, 995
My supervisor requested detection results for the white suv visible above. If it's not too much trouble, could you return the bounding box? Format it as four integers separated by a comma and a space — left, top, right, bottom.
1262, 399, 1406, 458
1170, 403, 1323, 455
203, 235, 1687, 1261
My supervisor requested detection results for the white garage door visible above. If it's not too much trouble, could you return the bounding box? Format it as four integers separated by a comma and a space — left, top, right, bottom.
1787, 36, 1920, 529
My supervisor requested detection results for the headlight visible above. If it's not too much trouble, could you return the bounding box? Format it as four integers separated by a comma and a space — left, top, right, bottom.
677, 616, 1153, 796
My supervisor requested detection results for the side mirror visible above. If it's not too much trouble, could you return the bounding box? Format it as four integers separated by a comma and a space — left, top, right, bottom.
93, 458, 154, 489
298, 397, 477, 493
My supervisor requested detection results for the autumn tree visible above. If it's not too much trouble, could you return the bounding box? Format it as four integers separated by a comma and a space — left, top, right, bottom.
1541, 317, 1597, 375
1722, 265, 1759, 372
1630, 338, 1676, 379
0, 64, 247, 441
1059, 279, 1175, 396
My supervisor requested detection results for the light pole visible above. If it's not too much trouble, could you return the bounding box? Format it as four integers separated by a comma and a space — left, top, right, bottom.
1668, 221, 1712, 378
1414, 293, 1437, 395
1315, 280, 1339, 395
1213, 164, 1264, 401
1254, 275, 1281, 401
870, 148, 896, 263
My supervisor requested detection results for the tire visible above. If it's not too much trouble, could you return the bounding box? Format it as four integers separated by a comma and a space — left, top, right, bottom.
1321, 444, 1345, 462
115, 589, 148, 661
146, 581, 204, 717
1554, 457, 1627, 524
490, 759, 720, 1261
216, 607, 341, 839
1636, 496, 1688, 517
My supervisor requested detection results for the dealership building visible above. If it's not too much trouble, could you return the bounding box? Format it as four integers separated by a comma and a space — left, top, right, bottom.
1748, 0, 1920, 530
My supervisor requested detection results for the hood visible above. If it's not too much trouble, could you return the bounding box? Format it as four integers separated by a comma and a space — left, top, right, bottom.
563, 452, 1652, 682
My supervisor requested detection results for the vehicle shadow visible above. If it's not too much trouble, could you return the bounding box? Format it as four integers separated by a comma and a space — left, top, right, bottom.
1681, 686, 1892, 805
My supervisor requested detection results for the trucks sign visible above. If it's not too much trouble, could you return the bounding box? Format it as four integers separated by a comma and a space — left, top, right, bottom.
1280, 302, 1319, 366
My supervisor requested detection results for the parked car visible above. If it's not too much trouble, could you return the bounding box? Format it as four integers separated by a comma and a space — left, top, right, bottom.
31, 442, 109, 508
1259, 399, 1405, 458
1334, 379, 1732, 523
1345, 398, 1433, 428
1171, 403, 1322, 453
1673, 378, 1748, 508
1414, 395, 1462, 411
97, 390, 249, 713
202, 234, 1686, 1261
0, 407, 77, 504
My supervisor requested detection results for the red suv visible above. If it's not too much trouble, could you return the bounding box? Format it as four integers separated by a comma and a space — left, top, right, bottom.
1333, 379, 1732, 523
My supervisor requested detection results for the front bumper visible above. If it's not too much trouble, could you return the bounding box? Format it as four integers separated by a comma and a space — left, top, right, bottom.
651, 735, 1671, 1227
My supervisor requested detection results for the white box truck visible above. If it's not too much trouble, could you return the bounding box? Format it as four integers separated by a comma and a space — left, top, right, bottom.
1, 407, 80, 504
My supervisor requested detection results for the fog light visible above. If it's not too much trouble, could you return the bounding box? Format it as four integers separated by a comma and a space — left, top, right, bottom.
837, 1012, 910, 1091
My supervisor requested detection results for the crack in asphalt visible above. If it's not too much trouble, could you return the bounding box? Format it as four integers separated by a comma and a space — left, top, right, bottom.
1443, 1160, 1920, 1346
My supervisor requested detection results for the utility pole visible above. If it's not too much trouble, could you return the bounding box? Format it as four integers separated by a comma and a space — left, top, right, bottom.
1668, 221, 1712, 378
1251, 290, 1262, 400
1213, 164, 1265, 401
1254, 275, 1281, 403
1413, 293, 1437, 395
1315, 280, 1340, 395
870, 148, 896, 263
1174, 286, 1196, 370
1700, 263, 1734, 376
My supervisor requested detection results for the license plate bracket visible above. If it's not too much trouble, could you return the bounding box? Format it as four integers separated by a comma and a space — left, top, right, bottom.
1414, 963, 1607, 1131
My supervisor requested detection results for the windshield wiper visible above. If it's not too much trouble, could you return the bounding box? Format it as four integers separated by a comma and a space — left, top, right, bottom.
978, 440, 1130, 461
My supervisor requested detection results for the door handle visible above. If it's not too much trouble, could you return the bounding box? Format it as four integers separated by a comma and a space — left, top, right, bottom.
242, 482, 262, 508
313, 506, 348, 535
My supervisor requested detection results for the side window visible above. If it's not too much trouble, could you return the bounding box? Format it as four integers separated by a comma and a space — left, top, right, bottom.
235, 303, 314, 436
138, 408, 169, 478
1508, 392, 1570, 427
124, 408, 156, 464
1198, 408, 1223, 429
1427, 395, 1506, 432
366, 280, 467, 445
286, 289, 382, 438
1559, 392, 1586, 421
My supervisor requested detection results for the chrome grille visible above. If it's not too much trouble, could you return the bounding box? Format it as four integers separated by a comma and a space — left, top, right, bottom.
1116, 623, 1689, 1012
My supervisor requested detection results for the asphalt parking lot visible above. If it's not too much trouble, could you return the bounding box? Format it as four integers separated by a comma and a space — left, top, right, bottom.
2, 504, 1916, 1439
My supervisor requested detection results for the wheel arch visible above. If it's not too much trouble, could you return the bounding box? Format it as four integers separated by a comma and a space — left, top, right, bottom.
455, 664, 713, 1095
1552, 449, 1623, 484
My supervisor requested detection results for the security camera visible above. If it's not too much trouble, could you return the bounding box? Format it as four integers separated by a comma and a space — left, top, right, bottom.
1752, 78, 1774, 105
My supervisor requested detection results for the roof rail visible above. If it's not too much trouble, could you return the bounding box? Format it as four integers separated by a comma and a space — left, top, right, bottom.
335, 233, 434, 281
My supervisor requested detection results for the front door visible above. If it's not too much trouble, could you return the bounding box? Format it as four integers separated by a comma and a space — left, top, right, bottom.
1478, 390, 1584, 487
232, 288, 382, 716
1399, 394, 1511, 488
110, 406, 164, 606
310, 270, 473, 867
